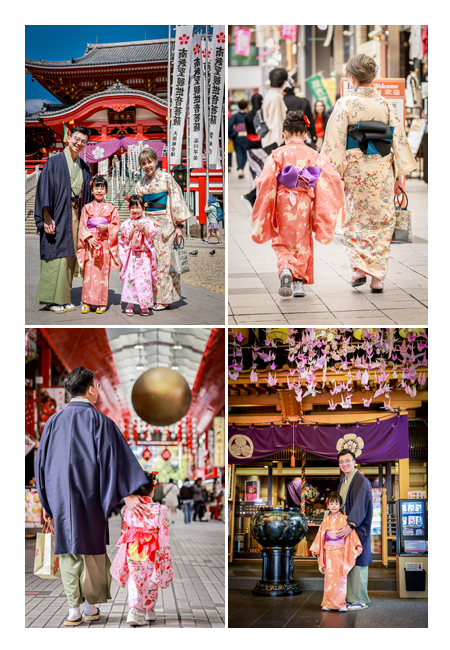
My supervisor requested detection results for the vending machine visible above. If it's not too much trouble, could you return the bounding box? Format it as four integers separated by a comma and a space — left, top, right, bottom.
395, 498, 428, 598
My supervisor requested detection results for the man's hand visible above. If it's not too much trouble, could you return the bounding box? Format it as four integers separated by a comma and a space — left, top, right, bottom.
335, 524, 352, 538
42, 508, 51, 522
175, 227, 183, 239
124, 495, 148, 519
43, 208, 55, 235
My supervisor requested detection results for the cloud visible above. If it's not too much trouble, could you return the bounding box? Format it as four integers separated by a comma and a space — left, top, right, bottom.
25, 99, 45, 114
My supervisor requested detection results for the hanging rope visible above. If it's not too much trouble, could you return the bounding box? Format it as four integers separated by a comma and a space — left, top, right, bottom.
300, 449, 306, 514
290, 421, 296, 467
230, 411, 400, 429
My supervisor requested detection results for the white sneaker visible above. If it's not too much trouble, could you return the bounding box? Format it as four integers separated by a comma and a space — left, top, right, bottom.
292, 280, 306, 297
145, 610, 156, 621
322, 606, 331, 611
64, 303, 76, 311
278, 267, 293, 297
127, 608, 145, 626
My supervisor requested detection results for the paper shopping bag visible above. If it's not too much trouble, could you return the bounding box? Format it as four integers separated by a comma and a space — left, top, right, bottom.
34, 520, 60, 579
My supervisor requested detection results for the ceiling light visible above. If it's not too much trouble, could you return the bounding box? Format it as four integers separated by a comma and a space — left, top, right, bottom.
136, 363, 144, 370
134, 344, 144, 350
173, 345, 183, 350
171, 365, 179, 370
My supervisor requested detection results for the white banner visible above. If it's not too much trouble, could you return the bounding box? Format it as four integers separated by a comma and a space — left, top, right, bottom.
189, 34, 204, 169
170, 26, 193, 164
208, 26, 225, 168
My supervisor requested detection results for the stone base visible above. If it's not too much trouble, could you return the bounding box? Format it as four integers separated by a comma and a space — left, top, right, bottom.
252, 580, 302, 598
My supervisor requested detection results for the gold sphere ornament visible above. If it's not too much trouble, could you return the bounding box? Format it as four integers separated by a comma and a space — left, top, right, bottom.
131, 367, 192, 426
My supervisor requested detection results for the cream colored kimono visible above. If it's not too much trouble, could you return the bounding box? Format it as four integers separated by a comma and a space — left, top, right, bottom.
135, 169, 190, 305
321, 87, 417, 280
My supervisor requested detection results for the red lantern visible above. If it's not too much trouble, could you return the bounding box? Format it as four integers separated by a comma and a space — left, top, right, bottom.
142, 448, 152, 461
161, 448, 172, 462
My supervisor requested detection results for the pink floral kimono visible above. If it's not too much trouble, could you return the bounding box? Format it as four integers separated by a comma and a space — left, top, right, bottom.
251, 140, 344, 284
77, 201, 120, 306
119, 216, 158, 309
310, 512, 362, 610
110, 498, 173, 613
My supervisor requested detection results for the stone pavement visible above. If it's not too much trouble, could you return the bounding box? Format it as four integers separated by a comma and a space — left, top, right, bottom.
25, 235, 225, 325
25, 509, 225, 628
229, 588, 427, 628
228, 168, 428, 326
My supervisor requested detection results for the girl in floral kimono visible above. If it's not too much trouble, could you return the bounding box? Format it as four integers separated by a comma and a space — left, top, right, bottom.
251, 111, 344, 297
310, 492, 362, 612
110, 472, 173, 627
135, 147, 191, 310
321, 53, 417, 292
119, 195, 158, 316
77, 175, 120, 314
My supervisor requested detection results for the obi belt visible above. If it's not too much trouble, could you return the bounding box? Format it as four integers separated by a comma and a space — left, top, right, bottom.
346, 121, 394, 157
118, 526, 160, 562
144, 192, 168, 212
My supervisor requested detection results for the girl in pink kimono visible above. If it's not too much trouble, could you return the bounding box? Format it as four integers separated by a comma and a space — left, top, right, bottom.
110, 472, 173, 626
119, 194, 158, 316
310, 492, 362, 612
251, 111, 344, 297
77, 175, 120, 314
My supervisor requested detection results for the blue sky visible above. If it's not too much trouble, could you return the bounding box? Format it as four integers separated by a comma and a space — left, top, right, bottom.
25, 25, 208, 112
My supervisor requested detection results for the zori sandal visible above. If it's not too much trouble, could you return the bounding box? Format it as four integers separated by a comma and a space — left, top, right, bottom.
96, 306, 107, 314
81, 303, 91, 314
125, 305, 134, 316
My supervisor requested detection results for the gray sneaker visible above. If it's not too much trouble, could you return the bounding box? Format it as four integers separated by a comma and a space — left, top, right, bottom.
293, 280, 305, 297
278, 267, 293, 296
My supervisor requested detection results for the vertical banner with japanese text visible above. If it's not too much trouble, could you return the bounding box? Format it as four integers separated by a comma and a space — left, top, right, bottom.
208, 25, 225, 168
189, 33, 204, 169
170, 25, 193, 164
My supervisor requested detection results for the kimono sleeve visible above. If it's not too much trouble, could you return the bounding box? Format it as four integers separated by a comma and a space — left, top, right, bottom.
150, 505, 173, 589
251, 154, 280, 243
342, 527, 363, 575
118, 220, 132, 280
346, 483, 373, 537
168, 174, 191, 225
34, 159, 55, 231
309, 520, 326, 574
34, 419, 53, 518
312, 158, 344, 245
108, 207, 121, 270
76, 206, 92, 272
97, 429, 149, 519
388, 102, 418, 177
320, 98, 349, 177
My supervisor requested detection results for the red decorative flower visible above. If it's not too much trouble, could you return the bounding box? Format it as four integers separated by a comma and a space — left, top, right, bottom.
194, 44, 200, 55
303, 115, 310, 128
179, 34, 190, 45
216, 32, 225, 43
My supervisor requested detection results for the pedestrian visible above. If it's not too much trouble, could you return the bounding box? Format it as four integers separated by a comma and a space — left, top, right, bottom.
283, 83, 316, 147
261, 68, 288, 155
77, 175, 120, 314
203, 197, 223, 244
310, 492, 363, 612
35, 366, 150, 626
313, 100, 329, 150
152, 480, 164, 504
192, 477, 206, 522
179, 477, 194, 524
251, 110, 343, 297
135, 147, 191, 310
321, 53, 417, 292
34, 125, 92, 313
240, 93, 268, 211
119, 194, 158, 316
228, 99, 248, 178
335, 449, 374, 611
163, 478, 180, 523
110, 471, 173, 626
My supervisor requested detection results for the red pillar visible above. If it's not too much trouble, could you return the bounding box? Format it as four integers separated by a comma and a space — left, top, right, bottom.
40, 342, 51, 387
198, 174, 207, 225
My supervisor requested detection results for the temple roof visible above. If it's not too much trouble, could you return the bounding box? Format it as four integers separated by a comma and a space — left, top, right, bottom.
25, 39, 175, 68
25, 82, 167, 121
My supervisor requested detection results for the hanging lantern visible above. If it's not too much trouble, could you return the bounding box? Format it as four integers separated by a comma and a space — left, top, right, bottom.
142, 448, 152, 461
132, 367, 191, 426
161, 448, 172, 462
266, 329, 289, 345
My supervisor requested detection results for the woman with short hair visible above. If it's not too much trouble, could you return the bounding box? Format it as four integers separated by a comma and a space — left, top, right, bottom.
321, 53, 417, 292
134, 148, 191, 310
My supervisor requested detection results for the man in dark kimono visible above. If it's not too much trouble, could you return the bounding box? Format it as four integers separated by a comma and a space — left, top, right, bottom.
34, 126, 92, 313
336, 449, 373, 611
35, 366, 150, 626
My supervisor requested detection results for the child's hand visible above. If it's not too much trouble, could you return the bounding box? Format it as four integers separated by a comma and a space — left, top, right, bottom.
97, 224, 108, 233
311, 551, 318, 557
356, 546, 363, 557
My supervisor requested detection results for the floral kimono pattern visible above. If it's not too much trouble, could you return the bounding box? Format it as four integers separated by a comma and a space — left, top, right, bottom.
110, 499, 173, 613
77, 201, 120, 306
251, 140, 343, 284
119, 217, 158, 309
321, 86, 418, 280
310, 512, 362, 610
135, 169, 190, 304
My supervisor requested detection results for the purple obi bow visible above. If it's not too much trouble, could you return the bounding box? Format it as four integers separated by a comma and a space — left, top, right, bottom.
278, 165, 322, 189
87, 216, 110, 230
